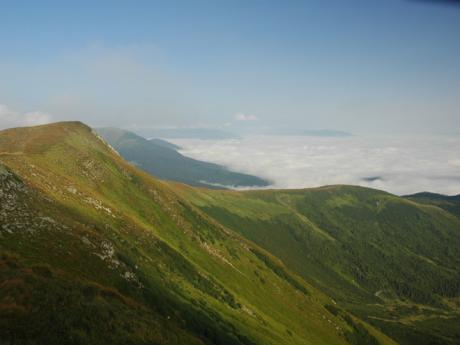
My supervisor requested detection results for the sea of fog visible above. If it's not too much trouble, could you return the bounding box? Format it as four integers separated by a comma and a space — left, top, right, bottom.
170, 135, 460, 196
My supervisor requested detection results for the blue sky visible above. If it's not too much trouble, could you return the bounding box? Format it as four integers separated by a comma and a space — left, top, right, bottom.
0, 0, 459, 133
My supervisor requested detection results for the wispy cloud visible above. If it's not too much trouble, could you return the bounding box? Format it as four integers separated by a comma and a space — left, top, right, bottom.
171, 135, 460, 195
234, 113, 258, 121
0, 104, 52, 129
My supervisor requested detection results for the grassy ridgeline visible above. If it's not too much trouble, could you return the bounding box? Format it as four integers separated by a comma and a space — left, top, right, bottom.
0, 122, 384, 345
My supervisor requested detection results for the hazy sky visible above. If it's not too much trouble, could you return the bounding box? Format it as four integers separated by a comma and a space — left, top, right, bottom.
1, 0, 459, 134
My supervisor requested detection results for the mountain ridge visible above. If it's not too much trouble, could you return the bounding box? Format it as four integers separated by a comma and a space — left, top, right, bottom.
403, 192, 460, 219
97, 127, 270, 189
1, 121, 459, 345
1, 121, 387, 345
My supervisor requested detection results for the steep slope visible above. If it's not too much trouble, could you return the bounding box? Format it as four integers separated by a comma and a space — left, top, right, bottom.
178, 185, 460, 345
0, 122, 384, 345
97, 127, 269, 188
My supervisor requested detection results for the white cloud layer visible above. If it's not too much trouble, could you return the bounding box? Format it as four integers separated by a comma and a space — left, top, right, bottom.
172, 135, 460, 195
0, 104, 51, 129
234, 112, 258, 121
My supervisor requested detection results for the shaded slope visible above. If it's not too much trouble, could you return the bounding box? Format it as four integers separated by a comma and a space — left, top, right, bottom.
97, 127, 269, 188
0, 122, 381, 345
179, 185, 460, 345
149, 138, 181, 150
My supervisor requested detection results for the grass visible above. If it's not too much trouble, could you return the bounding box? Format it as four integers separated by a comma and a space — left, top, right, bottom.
3, 121, 457, 344
177, 183, 460, 345
0, 122, 371, 345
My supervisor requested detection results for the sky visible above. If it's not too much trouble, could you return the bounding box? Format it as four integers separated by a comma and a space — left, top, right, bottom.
1, 0, 460, 134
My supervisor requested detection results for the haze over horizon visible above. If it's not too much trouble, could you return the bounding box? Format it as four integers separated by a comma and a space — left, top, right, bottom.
1, 0, 459, 135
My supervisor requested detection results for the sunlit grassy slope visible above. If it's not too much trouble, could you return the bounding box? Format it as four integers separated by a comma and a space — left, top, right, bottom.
0, 122, 394, 345
177, 184, 460, 345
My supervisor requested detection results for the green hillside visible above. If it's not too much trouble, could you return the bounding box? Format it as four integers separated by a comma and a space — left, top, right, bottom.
404, 192, 460, 219
0, 122, 390, 345
97, 127, 269, 188
178, 185, 460, 345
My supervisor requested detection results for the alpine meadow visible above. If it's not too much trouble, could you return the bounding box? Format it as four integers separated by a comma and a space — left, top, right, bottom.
1, 1, 460, 345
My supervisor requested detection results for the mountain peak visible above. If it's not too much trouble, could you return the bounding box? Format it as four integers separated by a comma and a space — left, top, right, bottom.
0, 121, 102, 155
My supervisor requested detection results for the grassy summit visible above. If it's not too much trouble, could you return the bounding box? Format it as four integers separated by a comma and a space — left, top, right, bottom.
0, 122, 392, 345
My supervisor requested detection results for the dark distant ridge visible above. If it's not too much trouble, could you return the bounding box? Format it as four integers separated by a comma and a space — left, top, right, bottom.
97, 127, 269, 188
149, 138, 182, 150
405, 191, 460, 200
404, 191, 460, 218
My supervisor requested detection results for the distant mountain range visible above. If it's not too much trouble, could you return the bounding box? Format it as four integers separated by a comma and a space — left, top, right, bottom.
131, 127, 240, 140
267, 129, 353, 137
1, 122, 459, 345
130, 127, 353, 139
97, 127, 270, 188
